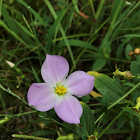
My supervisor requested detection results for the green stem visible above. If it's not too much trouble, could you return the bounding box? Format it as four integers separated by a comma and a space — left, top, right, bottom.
15, 110, 37, 117
95, 0, 105, 20
0, 117, 10, 125
97, 110, 125, 139
0, 110, 37, 117
132, 76, 140, 79
95, 113, 104, 124
12, 134, 52, 140
9, 42, 21, 60
52, 33, 92, 42
0, 84, 29, 106
86, 50, 128, 62
48, 117, 75, 132
89, 100, 134, 107
72, 0, 79, 13
96, 116, 103, 130
0, 0, 2, 18
0, 92, 6, 111
108, 82, 140, 109
89, 0, 95, 16
95, 82, 140, 124
70, 47, 86, 73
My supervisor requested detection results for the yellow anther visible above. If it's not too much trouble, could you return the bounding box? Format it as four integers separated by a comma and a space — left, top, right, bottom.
55, 85, 67, 95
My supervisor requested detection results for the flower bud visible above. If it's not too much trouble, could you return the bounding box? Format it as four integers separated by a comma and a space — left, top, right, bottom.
126, 1, 132, 5
5, 60, 15, 68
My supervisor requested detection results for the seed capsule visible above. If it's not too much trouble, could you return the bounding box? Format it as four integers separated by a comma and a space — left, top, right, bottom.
125, 71, 132, 79
129, 52, 135, 56
134, 48, 140, 55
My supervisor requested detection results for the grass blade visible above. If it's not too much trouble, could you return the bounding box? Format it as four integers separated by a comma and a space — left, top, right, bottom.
44, 0, 76, 66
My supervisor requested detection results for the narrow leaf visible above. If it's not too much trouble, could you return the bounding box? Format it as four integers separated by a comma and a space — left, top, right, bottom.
31, 67, 41, 83
14, 19, 34, 38
17, 0, 45, 26
92, 58, 106, 71
122, 107, 140, 118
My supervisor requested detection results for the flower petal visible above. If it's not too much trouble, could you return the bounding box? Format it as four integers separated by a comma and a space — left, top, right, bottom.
41, 54, 69, 85
65, 71, 95, 97
27, 83, 56, 111
54, 95, 82, 124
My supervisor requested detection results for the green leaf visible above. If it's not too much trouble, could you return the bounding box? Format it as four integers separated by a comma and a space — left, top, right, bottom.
66, 39, 97, 51
92, 58, 106, 71
75, 102, 95, 140
99, 40, 111, 56
2, 3, 39, 46
0, 20, 28, 46
23, 15, 33, 33
117, 114, 126, 129
44, 0, 75, 66
2, 4, 17, 33
129, 120, 134, 130
17, 0, 45, 27
88, 71, 123, 102
132, 90, 140, 103
14, 19, 34, 39
81, 95, 90, 104
122, 107, 140, 118
31, 67, 41, 83
111, 0, 125, 22
99, 0, 125, 56
125, 44, 133, 60
121, 34, 140, 38
136, 54, 140, 62
60, 0, 96, 26
116, 37, 132, 59
123, 82, 135, 87
47, 8, 66, 53
102, 108, 109, 124
130, 61, 140, 76
101, 92, 109, 107
0, 84, 28, 105
137, 129, 140, 140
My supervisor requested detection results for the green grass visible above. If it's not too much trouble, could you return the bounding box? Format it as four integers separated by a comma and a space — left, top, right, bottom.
1, 0, 140, 140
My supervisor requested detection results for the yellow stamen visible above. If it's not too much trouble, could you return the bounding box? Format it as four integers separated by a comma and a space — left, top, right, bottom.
55, 85, 67, 95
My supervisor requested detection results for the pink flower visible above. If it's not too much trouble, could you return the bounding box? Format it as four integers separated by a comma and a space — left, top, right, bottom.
27, 55, 95, 124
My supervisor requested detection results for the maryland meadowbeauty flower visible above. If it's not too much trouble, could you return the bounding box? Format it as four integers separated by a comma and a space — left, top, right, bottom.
27, 55, 95, 124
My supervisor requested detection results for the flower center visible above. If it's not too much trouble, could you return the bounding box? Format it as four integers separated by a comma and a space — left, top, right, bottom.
55, 83, 67, 95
